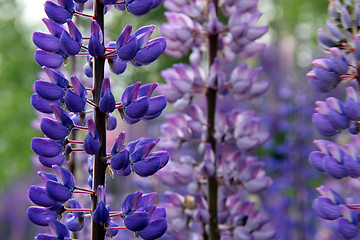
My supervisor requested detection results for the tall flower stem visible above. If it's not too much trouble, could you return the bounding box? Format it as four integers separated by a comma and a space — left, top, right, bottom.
206, 1, 219, 239
91, 1, 106, 240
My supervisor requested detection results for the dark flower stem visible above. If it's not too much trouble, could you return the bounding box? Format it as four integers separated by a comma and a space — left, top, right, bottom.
206, 1, 220, 240
91, 1, 107, 240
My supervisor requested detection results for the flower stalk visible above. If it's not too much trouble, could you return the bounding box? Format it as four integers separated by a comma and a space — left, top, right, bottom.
206, 0, 220, 239
91, 1, 106, 240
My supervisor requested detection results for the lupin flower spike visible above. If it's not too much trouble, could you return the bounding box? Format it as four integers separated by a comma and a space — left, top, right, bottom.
29, 0, 169, 239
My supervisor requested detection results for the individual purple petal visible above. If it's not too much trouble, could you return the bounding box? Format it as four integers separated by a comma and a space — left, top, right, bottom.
329, 48, 348, 75
41, 118, 69, 140
326, 20, 345, 41
88, 118, 98, 138
39, 153, 66, 168
309, 76, 336, 93
343, 154, 360, 178
84, 132, 100, 155
33, 32, 61, 52
340, 6, 352, 30
309, 151, 326, 172
91, 19, 103, 42
46, 180, 72, 203
135, 25, 155, 49
243, 177, 272, 193
35, 50, 64, 69
122, 191, 143, 214
125, 96, 149, 119
115, 164, 132, 176
124, 211, 149, 231
338, 217, 359, 239
108, 57, 127, 75
42, 18, 65, 38
327, 108, 349, 130
38, 171, 58, 182
313, 197, 342, 220
111, 149, 130, 170
149, 151, 169, 169
65, 213, 84, 232
122, 114, 141, 124
60, 30, 81, 56
89, 20, 104, 57
31, 138, 62, 158
127, 138, 142, 153
117, 35, 139, 61
42, 66, 69, 88
68, 199, 85, 217
133, 155, 161, 177
48, 219, 70, 239
137, 218, 167, 240
106, 220, 119, 237
84, 61, 93, 78
121, 81, 141, 106
138, 192, 157, 208
313, 65, 339, 83
67, 19, 82, 44
317, 28, 337, 49
106, 113, 117, 131
89, 32, 105, 57
146, 95, 167, 116
345, 97, 360, 121
29, 186, 58, 207
312, 113, 338, 136
111, 131, 126, 155
116, 25, 132, 49
323, 156, 348, 179
134, 38, 166, 66
52, 165, 75, 189
71, 75, 87, 98
58, 0, 75, 13
93, 201, 109, 225
129, 138, 159, 162
51, 105, 74, 130
150, 206, 166, 220
65, 89, 85, 112
34, 80, 65, 101
27, 206, 58, 226
99, 89, 116, 114
127, 0, 154, 16
45, 1, 73, 24
138, 83, 158, 98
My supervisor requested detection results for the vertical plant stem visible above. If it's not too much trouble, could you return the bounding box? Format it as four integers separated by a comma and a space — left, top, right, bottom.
206, 1, 219, 240
69, 54, 78, 239
91, 1, 107, 240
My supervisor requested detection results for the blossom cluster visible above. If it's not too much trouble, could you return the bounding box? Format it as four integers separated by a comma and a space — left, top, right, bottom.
154, 0, 274, 239
308, 0, 360, 238
27, 0, 169, 239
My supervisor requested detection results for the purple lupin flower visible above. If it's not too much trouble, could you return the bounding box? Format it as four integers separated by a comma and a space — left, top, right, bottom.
29, 0, 169, 239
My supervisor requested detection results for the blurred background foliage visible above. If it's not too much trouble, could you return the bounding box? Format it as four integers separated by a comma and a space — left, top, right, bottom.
0, 0, 331, 238
0, 0, 37, 188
